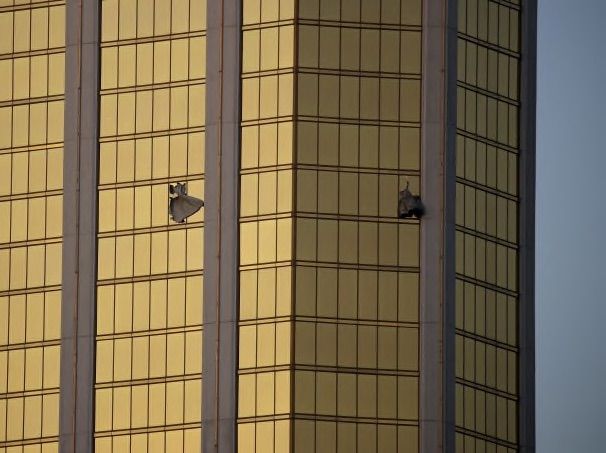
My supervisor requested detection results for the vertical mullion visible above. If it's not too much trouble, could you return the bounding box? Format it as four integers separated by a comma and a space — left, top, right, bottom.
290, 1, 299, 451
42, 16, 53, 441
335, 1, 343, 450
355, 2, 361, 444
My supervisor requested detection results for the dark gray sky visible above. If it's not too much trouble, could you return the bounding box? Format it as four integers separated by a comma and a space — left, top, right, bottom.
537, 1, 606, 451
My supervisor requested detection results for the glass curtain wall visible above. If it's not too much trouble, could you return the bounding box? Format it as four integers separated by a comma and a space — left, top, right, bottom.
455, 0, 521, 452
238, 0, 295, 451
0, 2, 65, 452
293, 1, 422, 451
238, 0, 423, 452
94, 0, 206, 451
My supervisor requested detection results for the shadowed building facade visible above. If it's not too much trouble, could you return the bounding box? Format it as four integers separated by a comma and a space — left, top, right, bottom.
0, 0, 535, 453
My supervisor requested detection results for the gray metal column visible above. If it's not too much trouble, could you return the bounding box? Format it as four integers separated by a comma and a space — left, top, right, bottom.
59, 0, 100, 451
202, 0, 241, 451
442, 1, 458, 452
420, 0, 457, 451
518, 1, 537, 452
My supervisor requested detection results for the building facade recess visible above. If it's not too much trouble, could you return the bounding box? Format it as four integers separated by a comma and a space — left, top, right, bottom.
0, 0, 535, 452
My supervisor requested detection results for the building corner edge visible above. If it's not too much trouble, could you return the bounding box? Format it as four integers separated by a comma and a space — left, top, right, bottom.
518, 0, 537, 452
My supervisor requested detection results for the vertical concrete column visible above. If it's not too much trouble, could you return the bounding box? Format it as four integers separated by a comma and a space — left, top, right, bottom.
519, 1, 537, 452
203, 0, 241, 451
443, 1, 459, 452
59, 0, 100, 452
420, 0, 457, 451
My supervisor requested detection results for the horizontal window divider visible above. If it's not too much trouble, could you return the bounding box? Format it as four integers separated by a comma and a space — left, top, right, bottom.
236, 414, 291, 424
97, 222, 204, 239
95, 326, 203, 341
96, 325, 202, 342
456, 130, 519, 154
455, 329, 519, 353
293, 261, 420, 274
0, 388, 60, 401
0, 435, 60, 449
238, 261, 294, 272
0, 46, 65, 62
98, 174, 204, 191
240, 68, 295, 78
297, 67, 422, 80
292, 365, 419, 377
240, 164, 295, 174
93, 422, 202, 438
296, 19, 422, 33
99, 126, 205, 142
291, 414, 420, 425
0, 0, 65, 13
455, 226, 519, 250
455, 276, 518, 298
238, 213, 293, 222
455, 178, 519, 201
240, 116, 295, 127
292, 317, 419, 330
295, 164, 420, 176
0, 285, 62, 298
241, 19, 296, 31
296, 116, 420, 128
236, 365, 292, 375
457, 81, 520, 106
96, 270, 203, 287
94, 374, 202, 390
0, 339, 61, 352
457, 33, 520, 58
238, 316, 293, 327
100, 31, 206, 48
293, 213, 419, 225
100, 78, 206, 95
0, 140, 64, 154
484, 0, 521, 12
455, 426, 518, 449
0, 236, 63, 250
0, 94, 65, 109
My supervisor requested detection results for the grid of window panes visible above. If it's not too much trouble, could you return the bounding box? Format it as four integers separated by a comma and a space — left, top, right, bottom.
94, 0, 205, 451
0, 2, 65, 452
292, 0, 422, 451
238, 0, 295, 451
455, 0, 520, 451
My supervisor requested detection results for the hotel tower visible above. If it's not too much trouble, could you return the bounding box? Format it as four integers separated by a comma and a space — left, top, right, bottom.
0, 0, 535, 451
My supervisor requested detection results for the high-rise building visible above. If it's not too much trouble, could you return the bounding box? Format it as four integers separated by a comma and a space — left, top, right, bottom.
0, 0, 535, 452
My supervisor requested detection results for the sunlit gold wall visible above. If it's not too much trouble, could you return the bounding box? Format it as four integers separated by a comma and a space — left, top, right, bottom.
239, 0, 422, 451
455, 0, 520, 451
94, 1, 206, 451
0, 2, 65, 451
238, 0, 295, 450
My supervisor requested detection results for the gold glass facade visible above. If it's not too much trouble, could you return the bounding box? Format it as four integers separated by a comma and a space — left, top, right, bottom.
0, 0, 534, 450
238, 0, 295, 450
455, 0, 521, 451
94, 0, 206, 451
239, 0, 423, 451
0, 1, 65, 451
